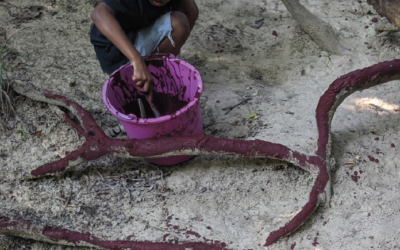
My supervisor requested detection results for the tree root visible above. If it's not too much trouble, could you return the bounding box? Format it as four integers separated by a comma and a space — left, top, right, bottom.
281, 0, 350, 55
0, 218, 227, 250
4, 59, 400, 248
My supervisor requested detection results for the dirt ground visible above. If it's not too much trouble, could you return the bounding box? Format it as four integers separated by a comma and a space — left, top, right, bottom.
1, 0, 400, 249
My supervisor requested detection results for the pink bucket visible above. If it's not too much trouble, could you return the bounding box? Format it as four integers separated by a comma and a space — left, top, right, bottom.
102, 54, 204, 165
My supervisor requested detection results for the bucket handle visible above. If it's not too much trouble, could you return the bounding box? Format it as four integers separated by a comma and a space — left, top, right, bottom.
115, 112, 136, 121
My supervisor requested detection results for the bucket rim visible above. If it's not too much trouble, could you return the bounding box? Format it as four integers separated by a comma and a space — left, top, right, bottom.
102, 55, 203, 124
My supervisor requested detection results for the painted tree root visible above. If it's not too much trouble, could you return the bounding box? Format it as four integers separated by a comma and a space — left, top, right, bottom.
3, 60, 400, 249
0, 219, 227, 250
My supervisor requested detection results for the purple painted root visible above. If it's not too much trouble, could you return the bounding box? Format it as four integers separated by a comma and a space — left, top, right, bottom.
0, 219, 227, 250
265, 59, 400, 246
10, 60, 400, 248
32, 94, 318, 177
316, 60, 400, 159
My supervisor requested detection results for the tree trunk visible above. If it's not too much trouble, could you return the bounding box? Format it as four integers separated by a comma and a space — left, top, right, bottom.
368, 0, 400, 29
281, 0, 349, 54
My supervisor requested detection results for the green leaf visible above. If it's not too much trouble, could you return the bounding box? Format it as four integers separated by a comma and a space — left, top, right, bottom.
9, 49, 19, 55
249, 111, 259, 120
5, 93, 15, 113
16, 130, 30, 137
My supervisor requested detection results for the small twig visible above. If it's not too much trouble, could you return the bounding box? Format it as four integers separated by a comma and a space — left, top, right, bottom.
223, 98, 252, 115
152, 166, 165, 190
53, 197, 67, 202
58, 180, 73, 217
66, 204, 93, 208
127, 178, 145, 182
121, 178, 131, 201
83, 175, 90, 187
138, 219, 170, 233
95, 170, 105, 182
95, 192, 110, 196
149, 176, 161, 181
145, 95, 161, 117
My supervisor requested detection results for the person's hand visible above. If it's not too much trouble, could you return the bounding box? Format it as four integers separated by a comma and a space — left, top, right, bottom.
91, 3, 155, 100
131, 58, 154, 101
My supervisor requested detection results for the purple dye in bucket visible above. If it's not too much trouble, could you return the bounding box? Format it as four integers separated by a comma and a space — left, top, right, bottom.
122, 92, 189, 119
102, 54, 204, 165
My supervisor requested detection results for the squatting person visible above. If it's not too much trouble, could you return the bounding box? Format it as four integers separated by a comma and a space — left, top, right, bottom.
90, 0, 198, 100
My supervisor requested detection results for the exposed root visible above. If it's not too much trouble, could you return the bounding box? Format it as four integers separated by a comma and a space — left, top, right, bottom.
6, 60, 400, 248
281, 0, 350, 55
0, 218, 227, 250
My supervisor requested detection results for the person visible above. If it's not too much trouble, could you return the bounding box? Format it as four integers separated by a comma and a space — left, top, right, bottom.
90, 0, 198, 100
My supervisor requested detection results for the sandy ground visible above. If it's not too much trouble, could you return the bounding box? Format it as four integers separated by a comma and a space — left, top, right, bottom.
1, 0, 400, 249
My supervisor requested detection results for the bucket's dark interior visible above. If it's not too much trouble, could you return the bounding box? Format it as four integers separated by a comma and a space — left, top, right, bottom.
107, 58, 198, 119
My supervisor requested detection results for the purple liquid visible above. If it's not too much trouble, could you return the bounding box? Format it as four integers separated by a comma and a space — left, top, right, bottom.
122, 92, 188, 118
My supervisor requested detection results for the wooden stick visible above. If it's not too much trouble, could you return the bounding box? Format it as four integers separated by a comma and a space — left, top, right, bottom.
138, 98, 146, 118
145, 95, 161, 117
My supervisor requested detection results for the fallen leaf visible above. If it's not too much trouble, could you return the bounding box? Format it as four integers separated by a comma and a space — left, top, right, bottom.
12, 5, 44, 23
249, 111, 259, 119
251, 18, 264, 29
35, 131, 42, 137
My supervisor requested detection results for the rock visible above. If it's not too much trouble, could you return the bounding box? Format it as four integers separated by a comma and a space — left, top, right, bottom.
105, 128, 115, 137
8, 121, 15, 130
112, 125, 121, 134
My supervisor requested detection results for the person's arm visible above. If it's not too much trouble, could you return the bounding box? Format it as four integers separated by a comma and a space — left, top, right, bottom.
91, 3, 154, 100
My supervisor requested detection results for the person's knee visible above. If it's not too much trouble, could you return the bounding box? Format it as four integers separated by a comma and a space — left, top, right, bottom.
171, 11, 190, 38
191, 3, 199, 23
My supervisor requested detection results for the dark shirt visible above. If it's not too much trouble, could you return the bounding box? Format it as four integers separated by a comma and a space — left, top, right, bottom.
90, 0, 180, 73
91, 0, 179, 47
